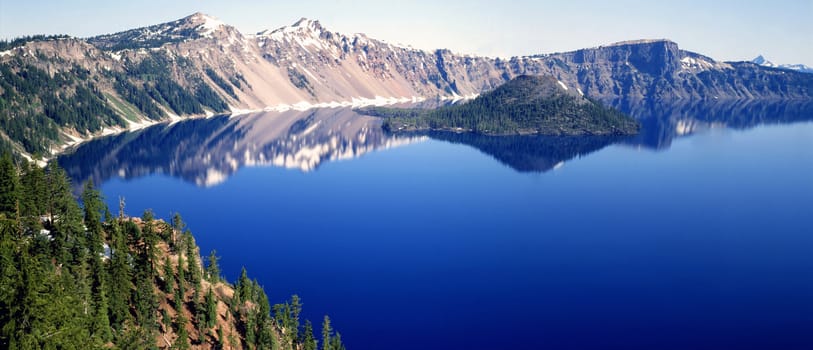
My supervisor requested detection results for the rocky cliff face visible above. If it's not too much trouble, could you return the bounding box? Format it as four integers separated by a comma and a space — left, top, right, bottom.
2, 13, 811, 157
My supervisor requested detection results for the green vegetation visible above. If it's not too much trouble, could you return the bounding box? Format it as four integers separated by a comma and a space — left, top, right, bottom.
0, 153, 346, 350
363, 75, 639, 136
205, 68, 238, 99
0, 35, 71, 51
110, 72, 166, 121
87, 24, 199, 51
123, 55, 228, 116
0, 47, 231, 156
0, 61, 124, 155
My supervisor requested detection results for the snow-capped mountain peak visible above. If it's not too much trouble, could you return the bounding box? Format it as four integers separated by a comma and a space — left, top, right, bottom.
88, 12, 234, 50
291, 18, 323, 31
186, 12, 227, 37
752, 55, 813, 73
752, 55, 776, 67
256, 17, 326, 42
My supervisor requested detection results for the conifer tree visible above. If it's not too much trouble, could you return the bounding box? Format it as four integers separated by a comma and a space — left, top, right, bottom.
0, 153, 19, 216
139, 210, 158, 276
19, 161, 46, 229
46, 162, 84, 265
163, 256, 174, 293
171, 212, 185, 251
90, 254, 112, 342
301, 320, 318, 350
185, 232, 201, 301
206, 249, 220, 283
321, 315, 332, 350
205, 287, 217, 328
82, 179, 105, 255
330, 332, 346, 350
177, 255, 186, 309
237, 266, 251, 302
255, 288, 274, 349
174, 314, 190, 350
196, 307, 206, 344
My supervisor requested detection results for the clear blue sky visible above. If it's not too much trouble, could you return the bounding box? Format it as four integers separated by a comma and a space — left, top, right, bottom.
1, 0, 811, 66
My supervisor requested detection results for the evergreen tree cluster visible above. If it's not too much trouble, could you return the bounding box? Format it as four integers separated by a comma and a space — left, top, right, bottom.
367, 75, 639, 136
111, 72, 166, 121
205, 68, 238, 99
0, 39, 231, 157
0, 153, 345, 350
0, 35, 71, 51
0, 61, 124, 155
123, 55, 228, 116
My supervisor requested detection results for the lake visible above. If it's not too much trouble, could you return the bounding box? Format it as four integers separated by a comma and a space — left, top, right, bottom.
58, 99, 813, 349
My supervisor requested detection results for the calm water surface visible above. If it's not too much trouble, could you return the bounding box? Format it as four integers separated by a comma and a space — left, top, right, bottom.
59, 100, 813, 349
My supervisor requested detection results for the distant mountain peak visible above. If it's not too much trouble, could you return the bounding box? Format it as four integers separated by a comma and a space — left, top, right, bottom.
752, 55, 813, 73
88, 11, 234, 50
752, 55, 775, 67
185, 12, 225, 30
256, 17, 328, 42
291, 17, 322, 30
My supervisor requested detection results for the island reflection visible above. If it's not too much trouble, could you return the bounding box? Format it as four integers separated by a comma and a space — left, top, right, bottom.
57, 99, 813, 188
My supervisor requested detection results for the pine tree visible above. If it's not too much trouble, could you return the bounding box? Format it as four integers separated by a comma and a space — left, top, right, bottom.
290, 294, 302, 341
255, 287, 274, 350
19, 161, 46, 229
196, 307, 206, 344
185, 232, 201, 300
330, 332, 346, 350
0, 211, 18, 345
163, 256, 174, 293
0, 153, 19, 216
174, 314, 190, 350
139, 210, 158, 276
301, 320, 318, 350
205, 287, 217, 328
90, 253, 112, 342
216, 326, 225, 350
46, 162, 84, 266
162, 308, 172, 333
171, 212, 185, 251
236, 267, 251, 302
321, 315, 332, 350
245, 310, 256, 350
107, 212, 131, 330
82, 179, 105, 255
206, 249, 220, 283
132, 268, 157, 333
177, 255, 186, 309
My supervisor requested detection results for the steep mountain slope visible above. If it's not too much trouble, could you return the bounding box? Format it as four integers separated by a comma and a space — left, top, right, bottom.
1, 13, 812, 158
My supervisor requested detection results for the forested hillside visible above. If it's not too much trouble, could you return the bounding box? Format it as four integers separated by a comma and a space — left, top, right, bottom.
0, 36, 230, 158
0, 153, 345, 350
365, 76, 639, 136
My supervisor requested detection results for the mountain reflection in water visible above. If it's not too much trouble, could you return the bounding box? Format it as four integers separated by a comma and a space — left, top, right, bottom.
58, 108, 424, 190
57, 99, 813, 188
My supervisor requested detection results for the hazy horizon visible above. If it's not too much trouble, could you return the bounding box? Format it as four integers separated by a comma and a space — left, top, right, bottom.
1, 0, 811, 66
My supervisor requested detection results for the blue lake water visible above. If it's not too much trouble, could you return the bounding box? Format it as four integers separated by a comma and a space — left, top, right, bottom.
58, 100, 813, 349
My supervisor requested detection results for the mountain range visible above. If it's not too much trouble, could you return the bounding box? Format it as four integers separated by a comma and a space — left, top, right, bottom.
1, 12, 812, 159
752, 55, 813, 74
